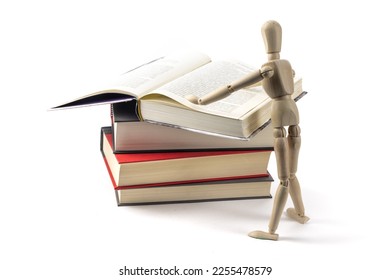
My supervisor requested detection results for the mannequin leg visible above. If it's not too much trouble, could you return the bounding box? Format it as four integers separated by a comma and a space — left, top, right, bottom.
249, 127, 290, 240
286, 125, 309, 223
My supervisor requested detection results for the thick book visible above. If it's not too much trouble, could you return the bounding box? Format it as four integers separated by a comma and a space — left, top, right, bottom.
100, 127, 271, 187
102, 153, 273, 206
111, 100, 274, 152
53, 51, 303, 139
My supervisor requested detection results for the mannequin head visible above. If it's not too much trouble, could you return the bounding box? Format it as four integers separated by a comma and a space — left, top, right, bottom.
262, 20, 282, 60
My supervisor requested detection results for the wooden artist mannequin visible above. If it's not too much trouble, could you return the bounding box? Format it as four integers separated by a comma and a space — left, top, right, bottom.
187, 20, 309, 240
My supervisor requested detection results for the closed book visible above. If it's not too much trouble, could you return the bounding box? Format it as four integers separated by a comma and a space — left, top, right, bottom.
102, 155, 273, 205
111, 100, 274, 152
100, 127, 271, 187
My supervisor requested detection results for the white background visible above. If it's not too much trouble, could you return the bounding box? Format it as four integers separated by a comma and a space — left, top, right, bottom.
1, 0, 389, 279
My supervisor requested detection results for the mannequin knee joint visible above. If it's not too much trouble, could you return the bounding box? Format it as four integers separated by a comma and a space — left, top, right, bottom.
288, 125, 301, 137
273, 127, 286, 138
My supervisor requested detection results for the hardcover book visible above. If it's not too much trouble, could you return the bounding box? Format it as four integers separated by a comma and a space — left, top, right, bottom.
100, 127, 272, 187
102, 152, 273, 206
53, 51, 303, 139
111, 100, 274, 152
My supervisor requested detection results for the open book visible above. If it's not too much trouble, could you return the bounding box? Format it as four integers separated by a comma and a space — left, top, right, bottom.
52, 51, 303, 139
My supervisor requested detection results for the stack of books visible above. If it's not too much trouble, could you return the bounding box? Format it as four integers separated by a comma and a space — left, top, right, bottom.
101, 100, 275, 205
53, 51, 305, 205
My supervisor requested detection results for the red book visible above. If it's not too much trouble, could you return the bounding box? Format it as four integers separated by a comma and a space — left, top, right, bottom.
100, 127, 271, 188
102, 150, 273, 205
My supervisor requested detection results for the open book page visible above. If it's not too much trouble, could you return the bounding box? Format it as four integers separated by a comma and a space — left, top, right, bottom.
51, 51, 211, 109
151, 60, 270, 119
111, 51, 211, 97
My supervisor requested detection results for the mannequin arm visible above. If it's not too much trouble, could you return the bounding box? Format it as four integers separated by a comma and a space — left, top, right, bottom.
193, 66, 274, 105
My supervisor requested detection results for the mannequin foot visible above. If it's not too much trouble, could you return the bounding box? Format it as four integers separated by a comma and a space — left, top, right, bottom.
286, 208, 310, 224
248, 230, 278, 241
